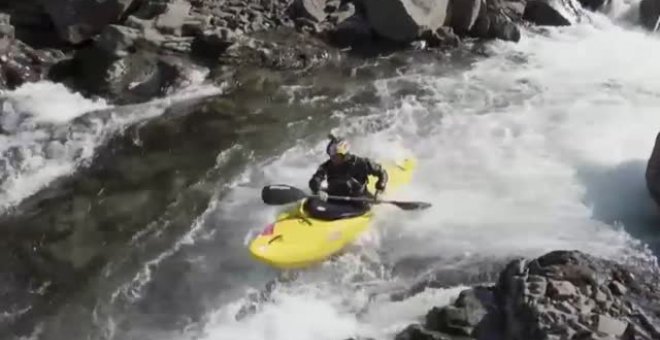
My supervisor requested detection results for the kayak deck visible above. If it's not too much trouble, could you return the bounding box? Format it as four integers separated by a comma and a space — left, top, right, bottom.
249, 157, 416, 269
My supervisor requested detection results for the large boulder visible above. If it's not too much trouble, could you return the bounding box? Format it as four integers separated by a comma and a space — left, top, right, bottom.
360, 0, 450, 42
0, 13, 14, 55
448, 0, 482, 34
37, 0, 137, 44
394, 251, 660, 340
289, 0, 329, 23
640, 0, 660, 31
523, 0, 581, 26
646, 132, 660, 206
578, 0, 610, 11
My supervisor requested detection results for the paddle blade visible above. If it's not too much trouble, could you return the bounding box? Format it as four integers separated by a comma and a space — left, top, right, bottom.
389, 200, 432, 211
261, 185, 308, 205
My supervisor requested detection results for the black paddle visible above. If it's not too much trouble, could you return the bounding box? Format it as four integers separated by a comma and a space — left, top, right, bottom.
261, 184, 432, 211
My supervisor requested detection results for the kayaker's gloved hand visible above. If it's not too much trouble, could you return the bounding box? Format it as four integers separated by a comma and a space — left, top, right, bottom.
318, 190, 329, 201
374, 189, 384, 199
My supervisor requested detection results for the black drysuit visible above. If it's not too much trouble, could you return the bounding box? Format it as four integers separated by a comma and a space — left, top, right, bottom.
308, 154, 388, 202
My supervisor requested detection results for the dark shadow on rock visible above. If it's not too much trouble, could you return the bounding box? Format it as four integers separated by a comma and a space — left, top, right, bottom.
576, 160, 660, 257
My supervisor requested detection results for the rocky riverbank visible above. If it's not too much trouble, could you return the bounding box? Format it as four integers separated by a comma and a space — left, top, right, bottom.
1, 0, 656, 104
393, 250, 660, 340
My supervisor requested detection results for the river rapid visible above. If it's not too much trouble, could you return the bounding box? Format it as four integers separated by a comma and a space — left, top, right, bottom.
2, 3, 660, 340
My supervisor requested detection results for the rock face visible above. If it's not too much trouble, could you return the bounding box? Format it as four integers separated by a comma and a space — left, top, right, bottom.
360, 0, 450, 42
640, 0, 660, 31
38, 0, 138, 44
395, 251, 660, 340
523, 0, 582, 26
646, 132, 660, 206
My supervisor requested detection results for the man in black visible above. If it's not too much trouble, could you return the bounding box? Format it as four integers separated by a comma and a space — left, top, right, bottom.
308, 135, 388, 211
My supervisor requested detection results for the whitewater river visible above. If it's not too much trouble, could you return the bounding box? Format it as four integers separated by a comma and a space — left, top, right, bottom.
2, 4, 660, 340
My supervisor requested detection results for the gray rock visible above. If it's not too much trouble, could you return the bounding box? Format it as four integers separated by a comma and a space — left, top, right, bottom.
578, 0, 609, 11
95, 25, 141, 57
641, 0, 660, 32
448, 0, 482, 33
596, 315, 628, 336
421, 27, 460, 48
290, 0, 328, 23
191, 28, 237, 60
0, 13, 14, 55
646, 131, 660, 205
501, 0, 527, 19
394, 324, 450, 340
361, 0, 450, 42
547, 280, 577, 300
523, 0, 580, 26
327, 14, 373, 48
609, 281, 627, 296
38, 0, 137, 44
328, 2, 356, 25
155, 0, 192, 36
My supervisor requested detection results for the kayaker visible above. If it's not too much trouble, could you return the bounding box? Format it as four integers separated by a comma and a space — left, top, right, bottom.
308, 135, 388, 209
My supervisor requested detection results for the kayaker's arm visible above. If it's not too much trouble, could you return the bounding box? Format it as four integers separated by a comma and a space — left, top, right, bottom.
365, 158, 388, 191
309, 163, 328, 193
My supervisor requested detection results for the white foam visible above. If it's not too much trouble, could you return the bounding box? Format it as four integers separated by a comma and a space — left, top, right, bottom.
0, 80, 223, 213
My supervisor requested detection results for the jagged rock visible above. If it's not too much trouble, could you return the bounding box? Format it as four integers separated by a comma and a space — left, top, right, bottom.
360, 0, 450, 42
62, 45, 191, 104
469, 8, 521, 42
95, 24, 141, 57
425, 287, 494, 336
501, 0, 528, 19
523, 0, 580, 26
38, 0, 138, 44
646, 132, 660, 206
326, 12, 373, 48
289, 0, 328, 23
578, 0, 609, 11
394, 324, 451, 340
609, 281, 627, 296
0, 13, 14, 54
327, 2, 356, 25
395, 251, 660, 340
640, 0, 660, 32
421, 27, 460, 48
448, 0, 482, 34
191, 28, 238, 61
547, 280, 577, 299
596, 315, 628, 336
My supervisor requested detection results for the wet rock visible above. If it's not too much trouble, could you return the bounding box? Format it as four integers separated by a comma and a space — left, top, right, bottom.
0, 13, 14, 55
395, 251, 660, 340
578, 0, 609, 11
425, 287, 495, 336
65, 45, 190, 104
547, 280, 577, 299
609, 281, 627, 296
469, 9, 521, 42
640, 0, 660, 32
327, 2, 356, 25
421, 27, 460, 49
289, 0, 328, 23
360, 0, 450, 42
448, 0, 482, 34
523, 0, 580, 26
646, 131, 660, 206
38, 0, 138, 44
394, 324, 451, 340
596, 315, 628, 336
326, 14, 373, 48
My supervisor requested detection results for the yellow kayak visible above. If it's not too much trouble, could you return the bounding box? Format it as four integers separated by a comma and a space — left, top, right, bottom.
249, 157, 417, 269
